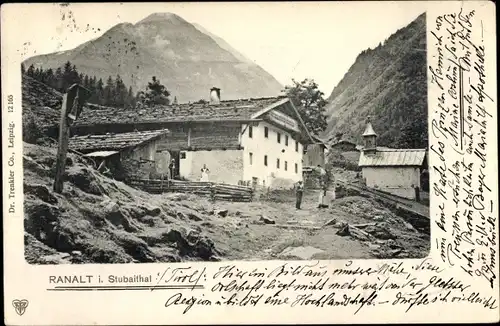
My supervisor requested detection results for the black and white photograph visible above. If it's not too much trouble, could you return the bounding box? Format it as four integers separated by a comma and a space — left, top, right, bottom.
3, 2, 498, 325
20, 4, 430, 265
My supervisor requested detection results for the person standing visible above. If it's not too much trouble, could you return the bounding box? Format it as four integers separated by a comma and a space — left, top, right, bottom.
316, 165, 327, 208
168, 159, 176, 180
318, 185, 327, 208
295, 180, 304, 209
200, 164, 210, 182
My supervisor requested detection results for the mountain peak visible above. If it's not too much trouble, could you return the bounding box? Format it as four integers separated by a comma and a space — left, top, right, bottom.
137, 12, 187, 25
22, 11, 283, 102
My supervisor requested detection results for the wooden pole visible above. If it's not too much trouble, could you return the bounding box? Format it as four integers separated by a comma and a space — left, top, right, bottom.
53, 84, 90, 193
53, 92, 70, 193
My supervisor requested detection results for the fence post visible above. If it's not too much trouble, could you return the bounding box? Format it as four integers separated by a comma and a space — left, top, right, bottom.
210, 183, 216, 202
53, 84, 90, 193
160, 173, 164, 193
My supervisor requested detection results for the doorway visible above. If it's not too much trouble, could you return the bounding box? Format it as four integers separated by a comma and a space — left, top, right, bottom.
169, 151, 181, 179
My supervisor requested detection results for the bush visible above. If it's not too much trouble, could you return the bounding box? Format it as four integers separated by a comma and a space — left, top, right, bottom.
22, 111, 44, 144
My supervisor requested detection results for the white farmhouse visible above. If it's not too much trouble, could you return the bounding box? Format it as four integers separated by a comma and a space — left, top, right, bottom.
73, 87, 315, 189
358, 119, 428, 201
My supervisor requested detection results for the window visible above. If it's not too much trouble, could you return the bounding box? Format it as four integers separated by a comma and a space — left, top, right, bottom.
295, 141, 299, 152
285, 135, 289, 146
264, 127, 269, 138
249, 152, 253, 165
285, 161, 288, 171
180, 151, 187, 159
295, 163, 298, 173
264, 155, 268, 166
276, 158, 280, 169
277, 132, 281, 143
248, 126, 253, 138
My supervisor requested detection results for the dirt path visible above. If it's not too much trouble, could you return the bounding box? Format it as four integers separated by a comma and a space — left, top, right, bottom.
23, 142, 429, 264
211, 191, 374, 261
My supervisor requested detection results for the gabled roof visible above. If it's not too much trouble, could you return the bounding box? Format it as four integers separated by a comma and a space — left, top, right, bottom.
358, 148, 426, 167
75, 96, 288, 126
69, 129, 169, 153
306, 134, 327, 148
74, 94, 316, 144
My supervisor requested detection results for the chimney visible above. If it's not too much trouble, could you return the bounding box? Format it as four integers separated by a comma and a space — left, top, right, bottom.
210, 87, 221, 105
362, 116, 377, 153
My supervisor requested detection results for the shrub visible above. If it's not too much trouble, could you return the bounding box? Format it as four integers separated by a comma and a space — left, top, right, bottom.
22, 111, 44, 144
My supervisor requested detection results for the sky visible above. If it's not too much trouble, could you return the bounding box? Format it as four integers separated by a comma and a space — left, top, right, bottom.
11, 2, 427, 95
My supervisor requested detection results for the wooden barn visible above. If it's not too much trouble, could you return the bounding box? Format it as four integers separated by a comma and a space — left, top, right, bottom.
68, 129, 170, 180
358, 121, 428, 201
303, 135, 327, 168
72, 88, 315, 189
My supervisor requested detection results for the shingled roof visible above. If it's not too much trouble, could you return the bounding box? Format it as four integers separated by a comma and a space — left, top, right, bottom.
75, 96, 288, 126
359, 148, 427, 167
68, 129, 169, 153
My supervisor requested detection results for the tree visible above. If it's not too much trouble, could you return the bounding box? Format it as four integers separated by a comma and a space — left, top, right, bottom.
104, 76, 115, 106
44, 68, 55, 88
55, 67, 64, 91
62, 61, 73, 90
21, 63, 26, 75
26, 64, 35, 77
114, 74, 128, 107
34, 67, 42, 81
83, 74, 90, 88
394, 111, 428, 148
71, 64, 80, 84
283, 78, 328, 135
142, 76, 170, 106
95, 78, 104, 105
126, 86, 135, 108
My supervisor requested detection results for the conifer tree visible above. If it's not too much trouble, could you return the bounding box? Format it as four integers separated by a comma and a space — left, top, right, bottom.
27, 64, 35, 77
104, 76, 115, 106
95, 78, 104, 105
55, 67, 64, 91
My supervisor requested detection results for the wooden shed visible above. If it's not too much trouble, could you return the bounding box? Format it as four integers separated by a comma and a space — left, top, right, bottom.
68, 129, 170, 180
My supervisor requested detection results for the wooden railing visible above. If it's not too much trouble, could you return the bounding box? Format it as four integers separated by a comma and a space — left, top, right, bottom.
127, 178, 254, 202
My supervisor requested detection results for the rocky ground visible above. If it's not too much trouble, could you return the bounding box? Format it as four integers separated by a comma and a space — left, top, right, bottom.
23, 142, 430, 264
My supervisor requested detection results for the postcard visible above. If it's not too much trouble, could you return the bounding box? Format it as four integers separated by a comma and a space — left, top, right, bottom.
2, 1, 498, 324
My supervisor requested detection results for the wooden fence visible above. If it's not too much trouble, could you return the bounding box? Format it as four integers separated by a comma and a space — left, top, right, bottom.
127, 178, 254, 202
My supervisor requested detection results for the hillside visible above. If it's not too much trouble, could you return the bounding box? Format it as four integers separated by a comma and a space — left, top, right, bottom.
22, 12, 283, 102
24, 140, 429, 263
323, 13, 427, 148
